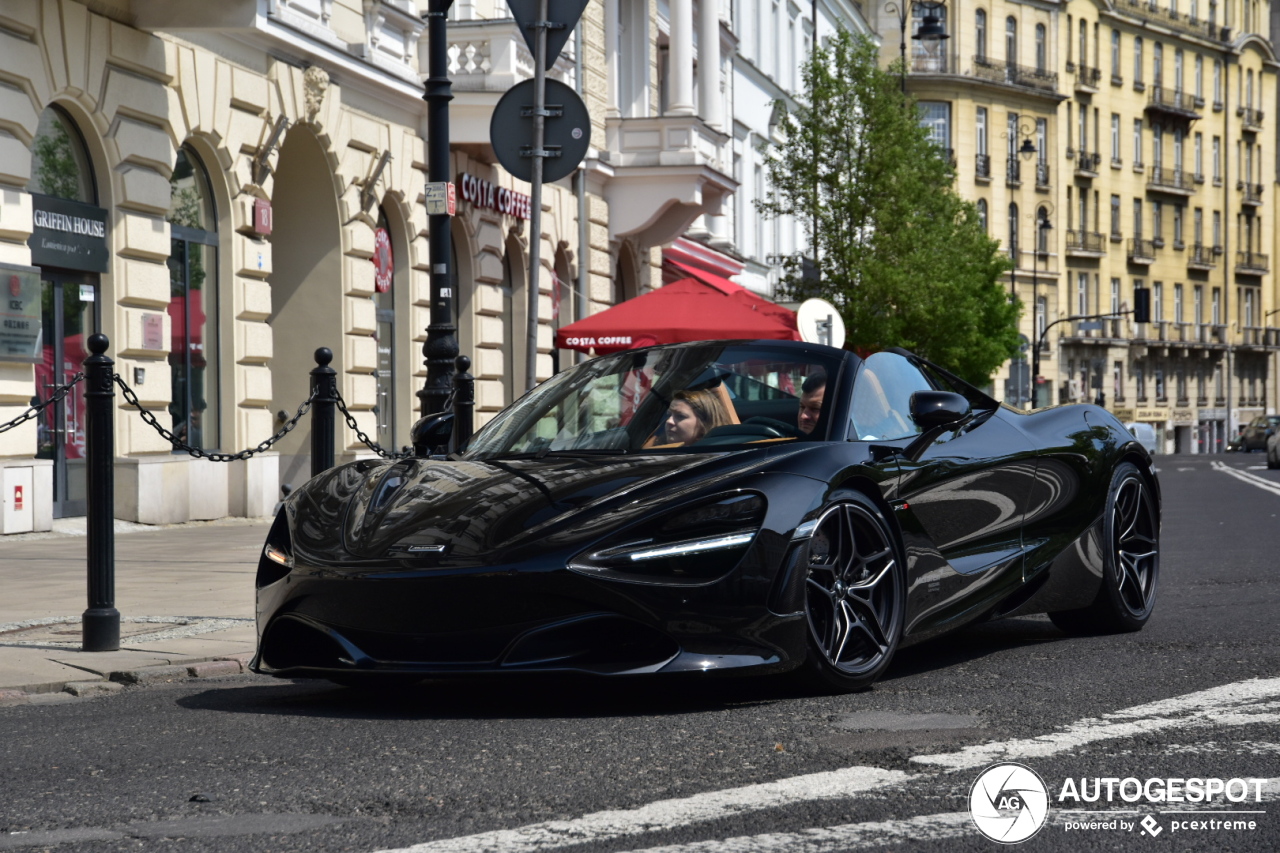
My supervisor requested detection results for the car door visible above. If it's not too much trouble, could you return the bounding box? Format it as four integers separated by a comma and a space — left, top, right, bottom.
849, 353, 1038, 637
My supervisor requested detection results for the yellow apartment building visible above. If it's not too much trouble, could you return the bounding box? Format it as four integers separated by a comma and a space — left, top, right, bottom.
869, 0, 1278, 452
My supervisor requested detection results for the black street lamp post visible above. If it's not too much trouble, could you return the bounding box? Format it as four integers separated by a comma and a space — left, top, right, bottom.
419, 0, 458, 419
884, 0, 949, 94
1030, 207, 1052, 408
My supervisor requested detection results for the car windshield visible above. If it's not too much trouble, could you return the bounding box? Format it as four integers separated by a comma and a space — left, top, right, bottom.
465, 343, 843, 459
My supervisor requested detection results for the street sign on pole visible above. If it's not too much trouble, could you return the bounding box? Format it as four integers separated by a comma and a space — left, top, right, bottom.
425, 181, 456, 216
490, 79, 591, 184
508, 0, 589, 69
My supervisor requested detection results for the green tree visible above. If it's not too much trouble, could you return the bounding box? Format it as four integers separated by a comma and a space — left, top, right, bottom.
758, 32, 1020, 387
32, 120, 85, 201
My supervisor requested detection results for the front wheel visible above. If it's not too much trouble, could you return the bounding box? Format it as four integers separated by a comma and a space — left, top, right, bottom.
798, 496, 906, 693
1050, 461, 1159, 635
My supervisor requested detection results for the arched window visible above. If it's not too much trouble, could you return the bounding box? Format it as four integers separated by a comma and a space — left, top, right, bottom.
1036, 24, 1047, 73
166, 146, 219, 450
29, 105, 95, 203
975, 10, 987, 61
977, 198, 989, 231
1005, 17, 1017, 63
1036, 205, 1050, 253
1008, 202, 1019, 262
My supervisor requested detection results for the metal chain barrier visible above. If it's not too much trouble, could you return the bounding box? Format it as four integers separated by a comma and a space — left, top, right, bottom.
333, 391, 413, 460
0, 373, 85, 435
113, 374, 315, 462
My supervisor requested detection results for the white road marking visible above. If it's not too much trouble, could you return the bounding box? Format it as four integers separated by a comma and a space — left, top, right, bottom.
374, 767, 912, 853
1211, 461, 1280, 497
375, 678, 1280, 853
1248, 465, 1270, 470
912, 677, 1280, 770
1176, 467, 1195, 471
620, 783, 1280, 853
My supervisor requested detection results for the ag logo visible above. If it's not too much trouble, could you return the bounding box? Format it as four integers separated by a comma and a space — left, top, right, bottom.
969, 762, 1050, 844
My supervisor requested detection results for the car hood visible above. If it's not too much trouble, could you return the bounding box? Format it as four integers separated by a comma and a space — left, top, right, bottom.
288, 449, 802, 568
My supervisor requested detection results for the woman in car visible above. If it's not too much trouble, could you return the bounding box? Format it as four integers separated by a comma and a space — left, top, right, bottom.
663, 388, 736, 446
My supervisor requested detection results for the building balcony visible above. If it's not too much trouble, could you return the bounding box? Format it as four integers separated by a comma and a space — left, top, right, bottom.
1074, 151, 1101, 178
1128, 238, 1156, 265
446, 17, 576, 93
1238, 106, 1264, 131
1066, 230, 1106, 257
975, 153, 992, 181
1239, 181, 1264, 207
1145, 86, 1201, 121
1075, 65, 1102, 93
1119, 0, 1231, 41
1235, 251, 1269, 275
1146, 165, 1195, 195
971, 56, 1060, 96
602, 114, 736, 245
1006, 156, 1022, 186
909, 55, 950, 74
1240, 326, 1267, 349
1187, 243, 1218, 270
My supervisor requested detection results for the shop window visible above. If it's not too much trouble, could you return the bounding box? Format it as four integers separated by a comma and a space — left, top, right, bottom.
166, 147, 220, 450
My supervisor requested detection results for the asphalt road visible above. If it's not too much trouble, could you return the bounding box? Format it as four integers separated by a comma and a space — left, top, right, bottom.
2, 454, 1279, 853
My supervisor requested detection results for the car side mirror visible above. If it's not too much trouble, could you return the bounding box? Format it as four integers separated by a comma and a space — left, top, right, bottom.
411, 411, 454, 457
910, 391, 971, 430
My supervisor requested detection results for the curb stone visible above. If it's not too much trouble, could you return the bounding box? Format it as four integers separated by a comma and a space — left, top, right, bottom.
0, 654, 255, 706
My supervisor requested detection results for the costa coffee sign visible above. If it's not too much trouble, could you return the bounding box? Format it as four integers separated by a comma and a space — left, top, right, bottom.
458, 172, 530, 220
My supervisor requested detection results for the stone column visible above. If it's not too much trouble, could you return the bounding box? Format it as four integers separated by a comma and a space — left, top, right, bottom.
669, 0, 696, 115
605, 0, 620, 118
697, 0, 722, 128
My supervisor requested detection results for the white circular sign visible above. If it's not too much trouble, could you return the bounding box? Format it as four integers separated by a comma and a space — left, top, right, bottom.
796, 298, 846, 348
969, 762, 1050, 844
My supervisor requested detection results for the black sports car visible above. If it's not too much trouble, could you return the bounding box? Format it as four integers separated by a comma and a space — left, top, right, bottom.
251, 341, 1160, 692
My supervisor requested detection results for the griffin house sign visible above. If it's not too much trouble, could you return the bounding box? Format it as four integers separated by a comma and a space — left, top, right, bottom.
29, 194, 110, 273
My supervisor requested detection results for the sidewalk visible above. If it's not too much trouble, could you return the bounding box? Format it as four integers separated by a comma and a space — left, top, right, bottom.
0, 516, 272, 704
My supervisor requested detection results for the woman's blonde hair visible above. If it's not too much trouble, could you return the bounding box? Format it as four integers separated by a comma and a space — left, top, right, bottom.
672, 387, 736, 441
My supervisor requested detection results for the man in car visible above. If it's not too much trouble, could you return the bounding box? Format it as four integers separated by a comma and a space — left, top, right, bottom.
798, 372, 826, 435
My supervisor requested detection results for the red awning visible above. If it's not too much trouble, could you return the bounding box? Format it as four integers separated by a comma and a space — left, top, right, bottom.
666, 260, 799, 332
554, 277, 801, 354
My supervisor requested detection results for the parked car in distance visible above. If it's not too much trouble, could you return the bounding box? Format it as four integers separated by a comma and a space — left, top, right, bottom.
1125, 422, 1158, 455
1239, 414, 1280, 453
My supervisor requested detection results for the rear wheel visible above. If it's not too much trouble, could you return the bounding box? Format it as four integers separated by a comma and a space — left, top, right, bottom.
1267, 442, 1279, 469
1050, 462, 1159, 635
798, 496, 905, 692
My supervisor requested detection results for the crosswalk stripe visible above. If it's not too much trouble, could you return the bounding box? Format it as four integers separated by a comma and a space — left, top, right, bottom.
371, 679, 1280, 853
1211, 461, 1280, 497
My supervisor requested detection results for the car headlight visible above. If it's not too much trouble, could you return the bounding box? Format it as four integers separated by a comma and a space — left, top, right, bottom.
568, 493, 766, 585
256, 510, 294, 589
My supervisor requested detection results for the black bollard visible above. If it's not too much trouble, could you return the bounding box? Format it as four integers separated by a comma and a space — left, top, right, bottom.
82, 333, 119, 651
451, 354, 474, 453
311, 347, 337, 478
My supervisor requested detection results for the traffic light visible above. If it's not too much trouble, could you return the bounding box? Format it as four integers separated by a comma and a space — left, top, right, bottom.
1133, 287, 1151, 323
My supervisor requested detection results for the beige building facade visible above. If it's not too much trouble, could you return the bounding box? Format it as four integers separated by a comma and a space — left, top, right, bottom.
871, 0, 1279, 452
0, 0, 734, 534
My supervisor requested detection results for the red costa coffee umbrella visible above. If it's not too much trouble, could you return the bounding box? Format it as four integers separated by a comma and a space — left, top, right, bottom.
554, 278, 800, 355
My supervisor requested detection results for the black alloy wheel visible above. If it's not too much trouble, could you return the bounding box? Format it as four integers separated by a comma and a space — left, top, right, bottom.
1050, 462, 1160, 635
800, 496, 905, 692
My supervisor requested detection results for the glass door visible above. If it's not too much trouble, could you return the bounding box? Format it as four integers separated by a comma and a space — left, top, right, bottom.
36, 271, 97, 518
